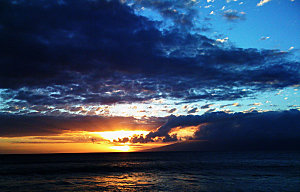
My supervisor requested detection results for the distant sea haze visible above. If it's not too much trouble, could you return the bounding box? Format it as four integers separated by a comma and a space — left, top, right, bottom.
1, 151, 300, 192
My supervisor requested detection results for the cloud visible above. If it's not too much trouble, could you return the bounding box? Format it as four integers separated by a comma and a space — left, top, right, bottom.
216, 37, 228, 43
10, 133, 107, 144
188, 107, 198, 114
223, 9, 246, 21
0, 0, 299, 110
0, 114, 164, 137
200, 104, 214, 109
126, 110, 300, 150
220, 103, 241, 108
288, 46, 294, 51
130, 0, 201, 30
248, 102, 263, 106
194, 110, 300, 148
257, 0, 272, 7
226, 0, 238, 3
205, 108, 216, 113
260, 36, 270, 40
168, 108, 177, 113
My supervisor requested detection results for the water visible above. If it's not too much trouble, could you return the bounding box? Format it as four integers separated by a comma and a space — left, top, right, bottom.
0, 151, 299, 191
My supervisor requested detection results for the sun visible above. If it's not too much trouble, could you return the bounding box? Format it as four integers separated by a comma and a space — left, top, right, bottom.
94, 130, 149, 142
110, 145, 131, 152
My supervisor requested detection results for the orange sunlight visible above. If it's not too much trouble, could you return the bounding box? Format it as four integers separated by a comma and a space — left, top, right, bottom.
94, 130, 149, 142
110, 145, 131, 152
0, 130, 166, 154
169, 125, 199, 141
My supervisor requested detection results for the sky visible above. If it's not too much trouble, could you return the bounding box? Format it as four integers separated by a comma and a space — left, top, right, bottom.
0, 0, 299, 153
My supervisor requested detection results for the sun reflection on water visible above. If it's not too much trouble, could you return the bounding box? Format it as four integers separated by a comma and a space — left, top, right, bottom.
91, 173, 159, 191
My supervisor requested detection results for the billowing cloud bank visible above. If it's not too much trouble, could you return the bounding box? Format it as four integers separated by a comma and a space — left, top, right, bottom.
123, 110, 300, 150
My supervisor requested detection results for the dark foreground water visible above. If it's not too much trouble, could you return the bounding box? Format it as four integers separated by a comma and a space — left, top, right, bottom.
0, 151, 300, 192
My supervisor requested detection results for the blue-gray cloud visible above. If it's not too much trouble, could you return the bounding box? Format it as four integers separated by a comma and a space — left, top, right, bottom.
223, 9, 246, 21
0, 0, 299, 108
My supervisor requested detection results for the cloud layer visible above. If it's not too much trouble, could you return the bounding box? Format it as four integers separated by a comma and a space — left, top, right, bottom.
0, 0, 299, 108
122, 110, 300, 149
1, 108, 299, 151
0, 114, 163, 137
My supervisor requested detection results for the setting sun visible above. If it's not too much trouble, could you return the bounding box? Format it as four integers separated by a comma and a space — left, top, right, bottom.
110, 145, 131, 152
94, 130, 149, 142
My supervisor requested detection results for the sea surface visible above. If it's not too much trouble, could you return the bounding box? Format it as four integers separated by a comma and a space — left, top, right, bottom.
0, 151, 299, 192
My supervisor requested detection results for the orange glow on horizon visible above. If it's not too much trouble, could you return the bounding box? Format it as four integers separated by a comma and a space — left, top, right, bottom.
94, 130, 149, 142
110, 145, 131, 152
0, 130, 171, 154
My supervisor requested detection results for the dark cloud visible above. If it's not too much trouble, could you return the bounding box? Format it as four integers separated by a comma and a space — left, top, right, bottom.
205, 108, 216, 113
223, 9, 246, 21
168, 108, 177, 113
0, 0, 299, 108
248, 103, 262, 106
187, 107, 198, 114
0, 114, 164, 137
200, 104, 213, 109
260, 36, 270, 41
193, 110, 300, 142
131, 0, 201, 30
124, 110, 300, 150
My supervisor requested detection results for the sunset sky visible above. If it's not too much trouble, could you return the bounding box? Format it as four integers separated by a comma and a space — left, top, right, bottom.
0, 0, 299, 153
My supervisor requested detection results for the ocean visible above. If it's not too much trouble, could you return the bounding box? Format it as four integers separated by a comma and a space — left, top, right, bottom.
0, 151, 299, 192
